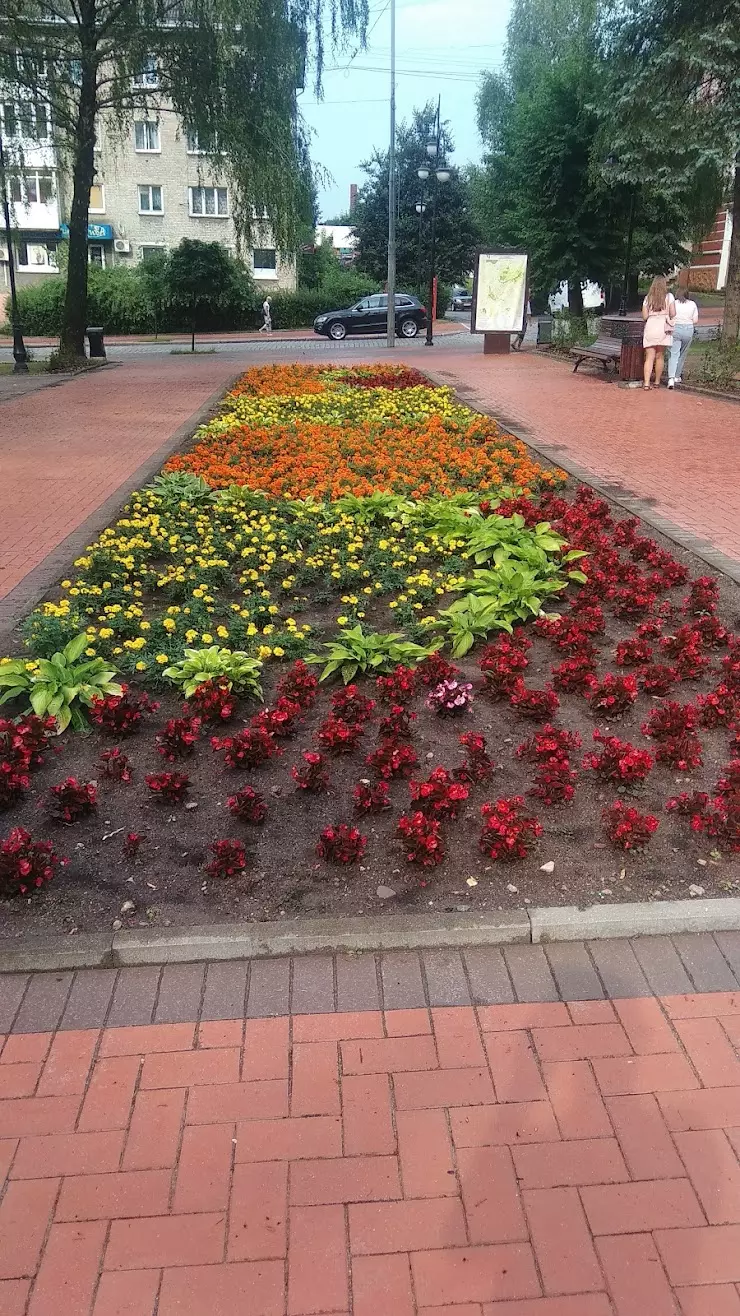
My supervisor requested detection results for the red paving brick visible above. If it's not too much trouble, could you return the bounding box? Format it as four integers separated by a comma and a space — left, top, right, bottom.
0, 989, 736, 1312
424, 345, 740, 564
0, 355, 238, 601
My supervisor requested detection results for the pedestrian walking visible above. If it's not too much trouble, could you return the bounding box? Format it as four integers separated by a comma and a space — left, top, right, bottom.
667, 288, 699, 388
642, 276, 675, 389
259, 296, 272, 333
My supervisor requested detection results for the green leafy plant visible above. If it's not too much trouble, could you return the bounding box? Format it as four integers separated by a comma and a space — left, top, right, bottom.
148, 472, 215, 508
163, 646, 263, 698
307, 626, 438, 683
0, 634, 122, 732
334, 492, 416, 525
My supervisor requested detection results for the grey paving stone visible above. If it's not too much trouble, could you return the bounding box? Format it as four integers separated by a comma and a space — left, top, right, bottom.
630, 937, 694, 997
246, 958, 291, 1018
544, 943, 604, 1001
713, 932, 740, 983
586, 939, 652, 999
154, 963, 206, 1023
200, 961, 249, 1021
335, 954, 380, 1012
107, 966, 161, 1027
59, 970, 118, 1030
291, 956, 335, 1015
0, 975, 29, 1033
671, 933, 740, 993
380, 952, 427, 1010
463, 948, 515, 1005
12, 972, 73, 1034
502, 945, 559, 1003
422, 950, 471, 1007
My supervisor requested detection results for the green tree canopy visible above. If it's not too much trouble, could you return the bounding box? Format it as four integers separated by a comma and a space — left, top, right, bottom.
352, 104, 480, 291
601, 0, 739, 337
470, 0, 695, 313
0, 0, 367, 358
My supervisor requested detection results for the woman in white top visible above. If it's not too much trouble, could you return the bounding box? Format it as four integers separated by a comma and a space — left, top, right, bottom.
667, 289, 699, 388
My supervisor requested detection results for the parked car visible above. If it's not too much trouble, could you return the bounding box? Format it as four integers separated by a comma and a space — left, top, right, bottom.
313, 293, 426, 340
451, 287, 473, 311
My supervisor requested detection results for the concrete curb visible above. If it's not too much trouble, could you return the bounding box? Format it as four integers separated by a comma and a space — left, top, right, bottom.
1, 899, 739, 973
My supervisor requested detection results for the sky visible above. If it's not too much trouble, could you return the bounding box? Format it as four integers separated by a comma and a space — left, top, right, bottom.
299, 0, 512, 220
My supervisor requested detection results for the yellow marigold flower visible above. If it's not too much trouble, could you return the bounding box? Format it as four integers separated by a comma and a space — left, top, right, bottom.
337, 615, 349, 625
162, 618, 176, 632
61, 580, 71, 588
140, 621, 151, 631
216, 626, 229, 639
99, 628, 114, 640
135, 661, 147, 671
272, 646, 285, 657
155, 654, 169, 664
201, 633, 213, 643
258, 645, 272, 659
246, 623, 257, 636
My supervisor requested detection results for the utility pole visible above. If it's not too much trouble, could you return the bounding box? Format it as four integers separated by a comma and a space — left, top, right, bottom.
386, 0, 396, 348
0, 132, 29, 374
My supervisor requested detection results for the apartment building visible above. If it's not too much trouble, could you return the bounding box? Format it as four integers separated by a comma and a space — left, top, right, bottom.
1, 95, 296, 292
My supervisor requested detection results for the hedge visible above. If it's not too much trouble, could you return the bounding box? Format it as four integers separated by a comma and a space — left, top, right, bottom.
4, 266, 450, 336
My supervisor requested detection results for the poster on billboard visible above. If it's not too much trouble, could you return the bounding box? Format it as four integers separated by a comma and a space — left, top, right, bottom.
471, 249, 528, 335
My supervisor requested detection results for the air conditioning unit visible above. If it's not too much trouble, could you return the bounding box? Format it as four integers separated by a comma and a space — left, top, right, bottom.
0, 244, 8, 262
114, 238, 131, 254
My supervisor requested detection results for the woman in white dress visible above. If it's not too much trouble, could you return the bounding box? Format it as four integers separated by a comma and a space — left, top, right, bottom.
667, 289, 699, 388
642, 276, 676, 390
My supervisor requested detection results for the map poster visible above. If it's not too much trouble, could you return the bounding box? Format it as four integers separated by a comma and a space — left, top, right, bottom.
471, 250, 528, 334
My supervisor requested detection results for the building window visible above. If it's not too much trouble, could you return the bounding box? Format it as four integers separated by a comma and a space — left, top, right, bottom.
141, 244, 166, 261
88, 245, 105, 268
189, 185, 228, 217
185, 128, 204, 154
89, 184, 106, 213
134, 120, 160, 152
138, 184, 163, 213
1, 104, 17, 137
17, 103, 49, 140
253, 247, 277, 276
9, 176, 22, 204
16, 240, 58, 269
133, 57, 159, 88
10, 171, 55, 205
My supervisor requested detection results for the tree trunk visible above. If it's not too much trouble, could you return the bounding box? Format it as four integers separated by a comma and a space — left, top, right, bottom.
59, 32, 98, 361
723, 157, 740, 342
568, 279, 584, 316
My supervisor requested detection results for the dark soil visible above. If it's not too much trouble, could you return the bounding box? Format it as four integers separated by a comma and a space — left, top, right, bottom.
1, 482, 739, 943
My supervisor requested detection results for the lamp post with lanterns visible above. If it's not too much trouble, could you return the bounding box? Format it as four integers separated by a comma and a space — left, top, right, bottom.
0, 130, 29, 374
418, 97, 450, 347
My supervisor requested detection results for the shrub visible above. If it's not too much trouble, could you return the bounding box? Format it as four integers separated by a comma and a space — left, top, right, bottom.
163, 647, 263, 699
480, 635, 530, 696
251, 697, 302, 738
145, 771, 190, 802
90, 687, 159, 736
376, 665, 418, 704
640, 664, 678, 696
331, 685, 376, 724
227, 785, 267, 824
188, 678, 237, 723
123, 831, 144, 858
516, 724, 582, 763
353, 780, 392, 813
316, 716, 365, 754
211, 728, 281, 769
292, 751, 330, 792
697, 685, 738, 729
615, 638, 654, 667
666, 791, 711, 817
603, 801, 659, 850
48, 777, 98, 823
156, 716, 201, 761
316, 823, 367, 863
416, 652, 460, 687
397, 811, 444, 867
276, 660, 319, 710
97, 748, 133, 782
582, 731, 654, 785
0, 827, 64, 896
455, 731, 494, 783
205, 839, 249, 878
586, 673, 638, 716
529, 756, 578, 805
366, 739, 419, 780
379, 705, 416, 739
699, 338, 740, 393
479, 797, 542, 860
0, 760, 30, 809
410, 767, 469, 819
427, 679, 473, 715
551, 655, 597, 693
509, 680, 559, 721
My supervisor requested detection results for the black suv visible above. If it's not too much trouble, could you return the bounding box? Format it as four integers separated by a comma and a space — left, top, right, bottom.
313, 293, 426, 341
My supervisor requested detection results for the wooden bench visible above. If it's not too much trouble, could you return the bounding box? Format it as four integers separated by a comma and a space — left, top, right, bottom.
570, 336, 621, 373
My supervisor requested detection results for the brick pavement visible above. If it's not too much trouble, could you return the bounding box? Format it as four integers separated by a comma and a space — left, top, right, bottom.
423, 347, 740, 567
0, 355, 240, 604
0, 937, 739, 1313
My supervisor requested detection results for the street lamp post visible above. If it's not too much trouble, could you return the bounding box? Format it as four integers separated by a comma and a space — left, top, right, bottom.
0, 131, 29, 374
415, 174, 427, 300
605, 153, 637, 318
421, 99, 450, 347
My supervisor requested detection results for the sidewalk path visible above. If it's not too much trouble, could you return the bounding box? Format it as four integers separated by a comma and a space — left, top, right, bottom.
424, 347, 740, 568
0, 355, 239, 612
0, 934, 739, 1313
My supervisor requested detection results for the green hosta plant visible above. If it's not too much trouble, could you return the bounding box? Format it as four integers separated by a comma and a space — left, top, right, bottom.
163, 646, 263, 698
333, 492, 416, 525
0, 633, 121, 732
433, 595, 517, 658
148, 472, 215, 509
307, 626, 438, 683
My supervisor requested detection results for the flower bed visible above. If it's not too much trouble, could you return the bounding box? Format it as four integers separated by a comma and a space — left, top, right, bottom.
0, 363, 738, 936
